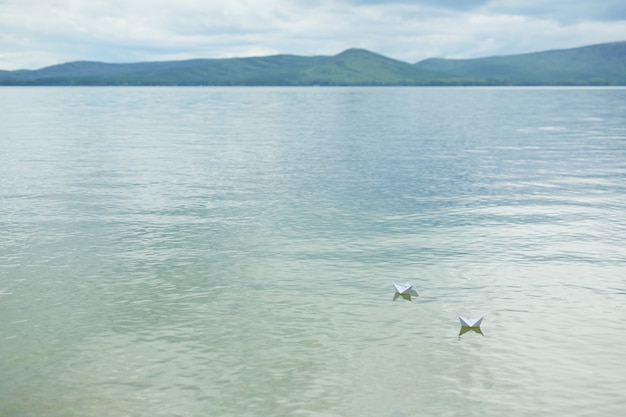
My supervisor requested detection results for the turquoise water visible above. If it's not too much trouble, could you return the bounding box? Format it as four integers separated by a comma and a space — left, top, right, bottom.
1, 87, 626, 416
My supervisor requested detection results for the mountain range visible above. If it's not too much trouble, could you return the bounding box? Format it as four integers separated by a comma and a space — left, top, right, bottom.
1, 41, 624, 86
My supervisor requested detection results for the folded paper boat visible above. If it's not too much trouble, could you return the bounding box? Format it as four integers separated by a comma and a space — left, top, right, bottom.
393, 283, 418, 295
459, 316, 483, 328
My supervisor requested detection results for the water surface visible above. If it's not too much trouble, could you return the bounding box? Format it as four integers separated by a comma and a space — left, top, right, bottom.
1, 87, 626, 416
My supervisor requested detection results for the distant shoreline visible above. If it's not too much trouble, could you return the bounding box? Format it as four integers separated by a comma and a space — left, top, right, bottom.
1, 41, 624, 86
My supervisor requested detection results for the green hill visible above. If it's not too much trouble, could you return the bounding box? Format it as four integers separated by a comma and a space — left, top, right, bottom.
415, 41, 626, 85
0, 41, 624, 86
294, 48, 452, 85
0, 49, 451, 86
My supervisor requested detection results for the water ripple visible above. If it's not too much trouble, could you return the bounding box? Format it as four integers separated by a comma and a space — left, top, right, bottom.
1, 87, 626, 417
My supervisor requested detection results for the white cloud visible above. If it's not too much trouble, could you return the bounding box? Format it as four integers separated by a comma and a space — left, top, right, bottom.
484, 0, 626, 22
0, 0, 624, 70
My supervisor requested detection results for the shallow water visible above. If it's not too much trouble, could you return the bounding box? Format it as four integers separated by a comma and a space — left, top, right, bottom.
1, 87, 626, 416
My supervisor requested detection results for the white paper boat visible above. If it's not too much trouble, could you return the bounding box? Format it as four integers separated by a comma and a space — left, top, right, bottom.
393, 283, 417, 295
459, 316, 483, 328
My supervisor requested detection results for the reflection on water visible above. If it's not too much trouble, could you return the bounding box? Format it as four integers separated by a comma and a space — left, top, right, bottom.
1, 87, 626, 417
459, 326, 485, 337
392, 292, 417, 302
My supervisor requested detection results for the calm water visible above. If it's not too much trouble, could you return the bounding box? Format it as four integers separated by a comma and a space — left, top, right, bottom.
1, 87, 626, 417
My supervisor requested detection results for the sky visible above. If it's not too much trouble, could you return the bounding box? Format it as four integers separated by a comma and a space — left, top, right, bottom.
1, 0, 625, 70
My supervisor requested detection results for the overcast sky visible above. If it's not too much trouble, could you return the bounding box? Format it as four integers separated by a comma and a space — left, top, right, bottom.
1, 0, 624, 70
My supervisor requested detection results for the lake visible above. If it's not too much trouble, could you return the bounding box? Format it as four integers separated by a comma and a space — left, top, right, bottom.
1, 87, 625, 417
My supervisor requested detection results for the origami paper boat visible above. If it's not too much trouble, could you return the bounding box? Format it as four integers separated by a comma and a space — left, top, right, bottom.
393, 283, 418, 295
459, 316, 483, 328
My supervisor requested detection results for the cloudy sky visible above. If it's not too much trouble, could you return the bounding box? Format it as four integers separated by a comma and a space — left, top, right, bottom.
1, 0, 624, 70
